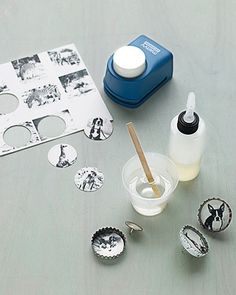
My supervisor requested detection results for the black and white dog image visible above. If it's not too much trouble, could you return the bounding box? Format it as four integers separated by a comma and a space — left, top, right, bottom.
82, 170, 98, 191
56, 144, 70, 168
204, 203, 225, 231
94, 234, 121, 252
24, 84, 61, 109
89, 118, 106, 140
75, 167, 104, 192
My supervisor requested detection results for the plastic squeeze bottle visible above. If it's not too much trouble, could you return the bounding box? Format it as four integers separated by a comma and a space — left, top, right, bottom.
168, 92, 205, 181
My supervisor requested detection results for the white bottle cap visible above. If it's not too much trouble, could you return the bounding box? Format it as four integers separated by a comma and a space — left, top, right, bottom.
113, 46, 146, 78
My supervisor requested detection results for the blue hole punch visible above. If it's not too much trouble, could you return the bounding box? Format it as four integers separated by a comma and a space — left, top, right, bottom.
103, 35, 173, 108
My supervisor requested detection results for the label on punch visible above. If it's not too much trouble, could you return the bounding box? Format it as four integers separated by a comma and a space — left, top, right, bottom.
141, 41, 160, 55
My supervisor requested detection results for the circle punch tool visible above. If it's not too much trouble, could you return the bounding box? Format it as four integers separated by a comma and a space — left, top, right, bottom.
103, 35, 173, 108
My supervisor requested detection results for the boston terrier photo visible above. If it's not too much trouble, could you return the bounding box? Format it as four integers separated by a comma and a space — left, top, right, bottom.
204, 203, 225, 231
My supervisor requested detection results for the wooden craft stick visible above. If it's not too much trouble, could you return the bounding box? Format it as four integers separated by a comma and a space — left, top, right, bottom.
126, 122, 161, 198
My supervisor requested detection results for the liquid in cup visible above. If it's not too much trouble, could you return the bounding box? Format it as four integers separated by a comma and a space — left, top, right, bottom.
122, 153, 179, 216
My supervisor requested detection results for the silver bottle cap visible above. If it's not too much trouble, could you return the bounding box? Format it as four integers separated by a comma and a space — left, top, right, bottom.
91, 227, 126, 260
198, 197, 232, 232
179, 225, 209, 258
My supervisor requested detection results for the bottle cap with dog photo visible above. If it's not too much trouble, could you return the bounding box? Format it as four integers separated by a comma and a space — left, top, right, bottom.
198, 197, 232, 232
91, 227, 126, 260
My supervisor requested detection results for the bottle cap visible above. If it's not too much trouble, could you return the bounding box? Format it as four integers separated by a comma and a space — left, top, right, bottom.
179, 225, 209, 258
177, 112, 199, 134
177, 92, 199, 134
198, 197, 232, 232
91, 227, 126, 259
113, 46, 146, 78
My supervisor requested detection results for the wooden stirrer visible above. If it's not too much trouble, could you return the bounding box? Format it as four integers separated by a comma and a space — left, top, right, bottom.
126, 122, 161, 198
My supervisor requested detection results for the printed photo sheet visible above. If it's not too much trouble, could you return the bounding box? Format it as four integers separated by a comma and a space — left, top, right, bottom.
0, 44, 112, 155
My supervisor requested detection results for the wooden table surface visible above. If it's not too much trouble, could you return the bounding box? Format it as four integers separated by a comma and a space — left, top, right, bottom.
0, 0, 235, 294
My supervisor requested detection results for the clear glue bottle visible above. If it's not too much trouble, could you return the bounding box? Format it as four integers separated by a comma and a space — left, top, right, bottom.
168, 92, 206, 181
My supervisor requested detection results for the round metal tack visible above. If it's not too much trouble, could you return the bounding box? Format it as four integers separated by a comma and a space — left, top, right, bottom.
125, 221, 143, 235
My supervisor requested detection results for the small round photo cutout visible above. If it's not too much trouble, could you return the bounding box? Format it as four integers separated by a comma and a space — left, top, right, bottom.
48, 144, 77, 168
74, 167, 104, 192
84, 117, 113, 141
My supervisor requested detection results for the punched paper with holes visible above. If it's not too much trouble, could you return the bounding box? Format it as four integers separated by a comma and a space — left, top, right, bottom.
0, 44, 112, 156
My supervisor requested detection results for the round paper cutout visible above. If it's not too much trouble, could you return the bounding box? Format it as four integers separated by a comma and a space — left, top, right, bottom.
84, 117, 113, 141
74, 167, 104, 192
48, 144, 77, 168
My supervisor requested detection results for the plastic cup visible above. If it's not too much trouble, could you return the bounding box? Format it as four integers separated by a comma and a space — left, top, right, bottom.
122, 152, 179, 216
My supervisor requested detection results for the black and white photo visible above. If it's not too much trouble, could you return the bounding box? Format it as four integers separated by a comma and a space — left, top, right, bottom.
84, 117, 113, 141
74, 167, 104, 192
11, 55, 45, 81
0, 81, 8, 93
48, 47, 80, 67
91, 228, 126, 259
92, 232, 124, 257
198, 198, 232, 232
59, 69, 94, 97
179, 225, 209, 258
48, 143, 77, 168
22, 84, 61, 109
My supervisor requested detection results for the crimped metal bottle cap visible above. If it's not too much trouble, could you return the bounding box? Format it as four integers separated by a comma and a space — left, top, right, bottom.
179, 225, 209, 258
198, 197, 232, 232
91, 227, 126, 259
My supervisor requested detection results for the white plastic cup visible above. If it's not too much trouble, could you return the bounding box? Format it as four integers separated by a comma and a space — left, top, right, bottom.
122, 152, 179, 216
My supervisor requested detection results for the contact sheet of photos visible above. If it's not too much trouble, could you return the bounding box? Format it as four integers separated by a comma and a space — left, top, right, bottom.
0, 44, 112, 156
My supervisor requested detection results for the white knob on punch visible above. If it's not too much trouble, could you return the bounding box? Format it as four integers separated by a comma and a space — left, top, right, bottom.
113, 46, 146, 78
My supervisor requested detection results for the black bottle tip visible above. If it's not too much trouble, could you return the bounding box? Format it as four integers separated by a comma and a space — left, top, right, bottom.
177, 111, 199, 135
